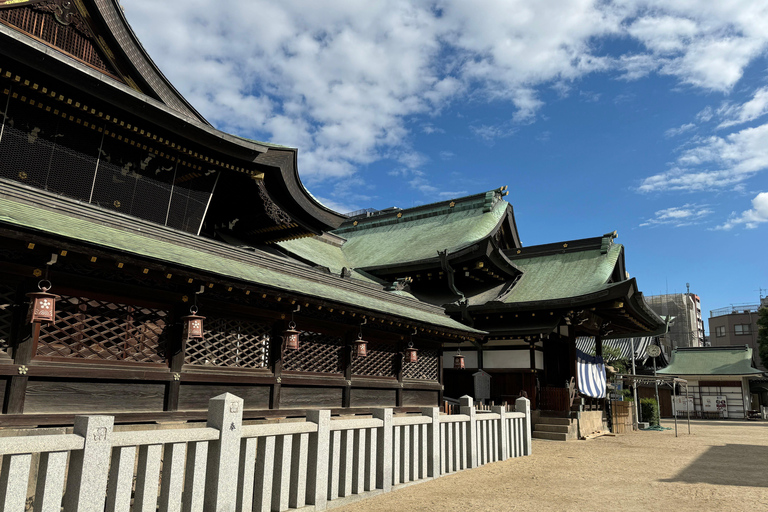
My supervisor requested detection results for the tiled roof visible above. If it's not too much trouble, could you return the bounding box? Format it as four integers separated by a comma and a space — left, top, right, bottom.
658, 346, 763, 375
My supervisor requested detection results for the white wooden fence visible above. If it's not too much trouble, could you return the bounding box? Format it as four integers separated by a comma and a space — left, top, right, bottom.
0, 394, 531, 512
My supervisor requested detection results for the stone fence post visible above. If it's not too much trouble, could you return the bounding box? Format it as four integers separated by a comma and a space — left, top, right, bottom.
372, 408, 393, 492
516, 397, 532, 456
459, 395, 477, 468
63, 415, 114, 512
492, 405, 508, 461
205, 392, 244, 512
306, 409, 331, 511
421, 407, 440, 478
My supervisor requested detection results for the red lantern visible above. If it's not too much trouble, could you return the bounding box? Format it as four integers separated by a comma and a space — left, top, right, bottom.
182, 305, 205, 340
405, 342, 418, 363
354, 333, 368, 358
284, 321, 300, 350
26, 280, 59, 325
454, 351, 465, 369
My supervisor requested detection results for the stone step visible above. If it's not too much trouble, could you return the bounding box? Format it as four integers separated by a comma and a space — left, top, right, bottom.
535, 417, 570, 426
534, 424, 570, 433
532, 431, 568, 441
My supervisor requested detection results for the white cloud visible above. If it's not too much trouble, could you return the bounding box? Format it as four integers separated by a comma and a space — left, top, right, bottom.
123, 0, 768, 200
639, 123, 768, 192
717, 87, 768, 128
640, 204, 712, 227
715, 192, 768, 230
665, 122, 696, 138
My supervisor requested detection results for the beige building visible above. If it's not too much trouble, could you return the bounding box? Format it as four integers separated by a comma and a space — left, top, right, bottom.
708, 302, 765, 370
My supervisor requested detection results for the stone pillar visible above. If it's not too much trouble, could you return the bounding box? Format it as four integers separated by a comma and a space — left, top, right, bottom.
459, 395, 478, 468
492, 405, 508, 461
204, 393, 243, 512
372, 408, 393, 492
516, 397, 532, 456
306, 409, 331, 511
63, 415, 114, 512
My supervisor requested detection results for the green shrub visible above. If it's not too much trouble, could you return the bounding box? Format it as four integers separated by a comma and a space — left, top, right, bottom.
640, 398, 660, 426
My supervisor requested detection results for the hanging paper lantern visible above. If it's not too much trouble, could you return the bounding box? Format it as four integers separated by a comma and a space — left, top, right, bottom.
26, 280, 59, 325
284, 321, 300, 350
182, 305, 205, 339
405, 341, 418, 363
354, 332, 368, 358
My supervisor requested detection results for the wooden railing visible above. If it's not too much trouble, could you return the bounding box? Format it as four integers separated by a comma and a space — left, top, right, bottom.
0, 394, 531, 511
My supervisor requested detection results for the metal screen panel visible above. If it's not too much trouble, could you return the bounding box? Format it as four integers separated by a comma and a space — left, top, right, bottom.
185, 317, 270, 369
402, 348, 438, 381
37, 295, 168, 363
282, 331, 343, 374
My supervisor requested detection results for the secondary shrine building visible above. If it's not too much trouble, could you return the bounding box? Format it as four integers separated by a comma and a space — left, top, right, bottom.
0, 0, 664, 427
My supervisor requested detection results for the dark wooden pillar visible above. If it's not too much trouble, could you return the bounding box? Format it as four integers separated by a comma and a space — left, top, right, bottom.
437, 348, 444, 405
395, 340, 404, 408
341, 327, 356, 409
269, 318, 286, 410
529, 339, 536, 370
164, 307, 186, 412
5, 285, 35, 415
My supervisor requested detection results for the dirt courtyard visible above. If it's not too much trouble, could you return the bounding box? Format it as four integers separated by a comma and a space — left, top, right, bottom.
334, 419, 768, 512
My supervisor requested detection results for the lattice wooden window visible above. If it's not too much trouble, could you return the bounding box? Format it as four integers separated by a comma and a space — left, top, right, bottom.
402, 348, 438, 381
0, 284, 15, 356
185, 318, 270, 369
282, 331, 343, 374
36, 295, 168, 363
351, 341, 397, 378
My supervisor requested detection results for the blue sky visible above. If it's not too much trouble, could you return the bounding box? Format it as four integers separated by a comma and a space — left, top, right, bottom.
124, 1, 768, 327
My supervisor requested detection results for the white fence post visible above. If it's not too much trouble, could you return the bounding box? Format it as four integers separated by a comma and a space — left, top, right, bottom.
204, 392, 243, 512
492, 406, 508, 461
372, 408, 392, 492
516, 397, 532, 456
306, 409, 331, 511
459, 396, 477, 468
0, 453, 32, 512
421, 407, 440, 478
63, 415, 114, 512
34, 451, 68, 512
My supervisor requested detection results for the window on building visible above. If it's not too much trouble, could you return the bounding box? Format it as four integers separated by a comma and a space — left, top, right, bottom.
735, 324, 751, 335
715, 326, 726, 337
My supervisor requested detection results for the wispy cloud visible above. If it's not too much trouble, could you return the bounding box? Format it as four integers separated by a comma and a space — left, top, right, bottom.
665, 122, 696, 138
640, 204, 712, 227
715, 192, 768, 230
717, 87, 768, 129
639, 123, 768, 192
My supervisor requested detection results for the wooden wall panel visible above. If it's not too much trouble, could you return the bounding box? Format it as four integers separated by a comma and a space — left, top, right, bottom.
401, 389, 438, 407
349, 388, 396, 408
279, 386, 343, 409
177, 384, 270, 411
24, 380, 165, 414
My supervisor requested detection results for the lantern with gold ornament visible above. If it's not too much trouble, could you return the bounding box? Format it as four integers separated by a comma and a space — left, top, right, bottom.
284, 321, 300, 350
354, 332, 368, 358
405, 340, 418, 363
454, 347, 465, 369
182, 305, 205, 340
26, 280, 59, 325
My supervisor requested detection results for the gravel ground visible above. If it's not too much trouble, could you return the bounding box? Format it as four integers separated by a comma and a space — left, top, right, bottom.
333, 419, 768, 512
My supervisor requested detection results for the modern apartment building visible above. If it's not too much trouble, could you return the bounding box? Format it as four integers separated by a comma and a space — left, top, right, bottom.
709, 301, 766, 370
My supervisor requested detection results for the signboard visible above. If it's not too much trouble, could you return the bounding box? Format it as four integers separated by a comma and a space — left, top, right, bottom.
702, 395, 728, 417
672, 396, 694, 415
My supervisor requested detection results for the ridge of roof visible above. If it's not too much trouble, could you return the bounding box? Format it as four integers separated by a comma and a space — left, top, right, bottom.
335, 187, 509, 234
505, 231, 618, 259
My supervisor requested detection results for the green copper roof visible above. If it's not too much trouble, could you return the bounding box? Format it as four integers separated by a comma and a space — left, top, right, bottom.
658, 347, 763, 375
0, 194, 483, 335
277, 236, 380, 284
500, 243, 622, 303
334, 196, 509, 269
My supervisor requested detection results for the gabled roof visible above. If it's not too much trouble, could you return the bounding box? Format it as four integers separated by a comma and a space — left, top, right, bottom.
0, 182, 483, 336
658, 346, 763, 376
330, 188, 518, 270
498, 240, 622, 304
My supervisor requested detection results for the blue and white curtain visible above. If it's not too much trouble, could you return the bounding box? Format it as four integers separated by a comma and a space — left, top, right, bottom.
576, 349, 606, 399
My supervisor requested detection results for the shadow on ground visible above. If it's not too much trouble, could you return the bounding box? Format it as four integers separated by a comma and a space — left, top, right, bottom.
662, 444, 768, 487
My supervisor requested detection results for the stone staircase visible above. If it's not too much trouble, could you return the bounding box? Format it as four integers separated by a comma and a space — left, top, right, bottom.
532, 415, 578, 441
